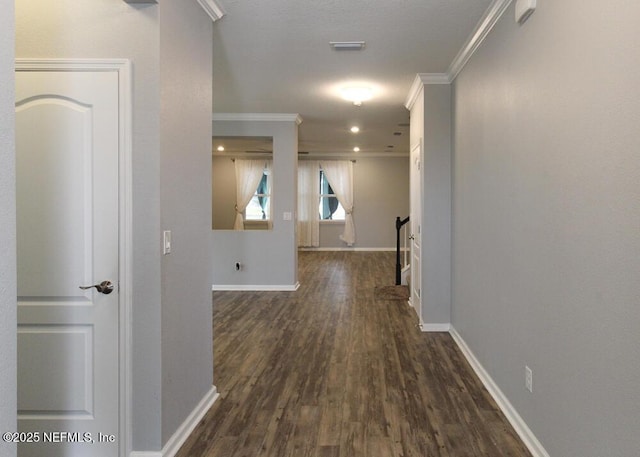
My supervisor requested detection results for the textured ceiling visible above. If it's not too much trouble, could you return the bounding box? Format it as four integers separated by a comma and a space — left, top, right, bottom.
213, 0, 492, 155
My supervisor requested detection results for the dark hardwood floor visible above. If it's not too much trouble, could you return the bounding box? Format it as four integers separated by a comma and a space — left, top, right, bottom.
176, 251, 531, 457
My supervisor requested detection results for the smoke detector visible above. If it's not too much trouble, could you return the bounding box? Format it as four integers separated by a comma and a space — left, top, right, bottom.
515, 0, 536, 24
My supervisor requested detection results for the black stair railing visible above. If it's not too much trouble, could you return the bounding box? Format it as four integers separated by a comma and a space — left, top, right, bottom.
395, 216, 410, 285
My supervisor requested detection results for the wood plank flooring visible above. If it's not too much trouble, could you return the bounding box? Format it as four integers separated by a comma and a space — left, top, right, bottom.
176, 251, 531, 457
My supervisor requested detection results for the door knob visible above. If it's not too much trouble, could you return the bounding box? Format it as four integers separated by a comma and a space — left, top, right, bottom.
79, 280, 114, 295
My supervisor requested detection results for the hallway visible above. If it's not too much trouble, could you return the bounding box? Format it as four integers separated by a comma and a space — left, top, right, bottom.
176, 251, 531, 457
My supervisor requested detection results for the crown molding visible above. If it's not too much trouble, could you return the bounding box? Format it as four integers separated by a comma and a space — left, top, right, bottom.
196, 0, 225, 22
213, 113, 303, 125
404, 0, 512, 107
124, 0, 225, 19
404, 73, 451, 110
420, 73, 452, 85
404, 74, 425, 110
447, 0, 512, 81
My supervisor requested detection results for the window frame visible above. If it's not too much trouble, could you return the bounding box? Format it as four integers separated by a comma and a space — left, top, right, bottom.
318, 169, 345, 222
244, 170, 272, 222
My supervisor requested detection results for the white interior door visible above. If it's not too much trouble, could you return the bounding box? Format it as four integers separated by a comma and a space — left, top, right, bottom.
409, 141, 422, 324
16, 69, 120, 457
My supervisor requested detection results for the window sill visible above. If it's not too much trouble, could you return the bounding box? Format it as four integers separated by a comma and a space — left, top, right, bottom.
320, 219, 345, 225
244, 220, 272, 230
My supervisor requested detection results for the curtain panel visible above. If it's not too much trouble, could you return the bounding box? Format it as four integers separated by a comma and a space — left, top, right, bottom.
297, 160, 320, 247
320, 160, 356, 246
234, 159, 267, 230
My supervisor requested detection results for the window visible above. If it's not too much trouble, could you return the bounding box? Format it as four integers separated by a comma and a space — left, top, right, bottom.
245, 170, 271, 220
319, 170, 345, 220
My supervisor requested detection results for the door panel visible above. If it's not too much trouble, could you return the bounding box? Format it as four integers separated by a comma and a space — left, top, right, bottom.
16, 97, 92, 298
17, 326, 94, 416
16, 70, 120, 457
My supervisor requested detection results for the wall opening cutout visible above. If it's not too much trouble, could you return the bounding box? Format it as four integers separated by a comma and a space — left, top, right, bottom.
212, 136, 274, 230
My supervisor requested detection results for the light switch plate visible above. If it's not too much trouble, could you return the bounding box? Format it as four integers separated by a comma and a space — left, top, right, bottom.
283, 211, 292, 221
163, 230, 172, 255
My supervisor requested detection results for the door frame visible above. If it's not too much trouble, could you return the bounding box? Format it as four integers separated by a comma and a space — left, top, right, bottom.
15, 59, 133, 457
409, 139, 423, 325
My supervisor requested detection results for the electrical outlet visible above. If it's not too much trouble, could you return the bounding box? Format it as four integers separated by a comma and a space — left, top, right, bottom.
525, 366, 533, 393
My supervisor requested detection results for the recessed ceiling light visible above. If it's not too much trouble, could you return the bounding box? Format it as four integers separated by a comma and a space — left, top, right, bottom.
350, 126, 360, 133
330, 41, 366, 51
353, 147, 360, 152
217, 145, 225, 151
341, 86, 373, 106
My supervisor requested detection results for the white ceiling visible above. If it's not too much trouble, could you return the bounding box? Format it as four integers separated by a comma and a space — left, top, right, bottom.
212, 0, 493, 156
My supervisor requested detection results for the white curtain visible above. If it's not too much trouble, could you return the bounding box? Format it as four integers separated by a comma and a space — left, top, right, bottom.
297, 160, 320, 247
321, 160, 355, 246
234, 159, 266, 230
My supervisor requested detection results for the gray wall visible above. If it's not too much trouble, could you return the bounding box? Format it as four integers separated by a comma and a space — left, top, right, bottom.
316, 157, 409, 249
212, 119, 298, 288
16, 1, 216, 452
422, 84, 451, 326
0, 0, 16, 456
159, 0, 213, 446
16, 0, 163, 450
452, 1, 640, 456
409, 83, 452, 326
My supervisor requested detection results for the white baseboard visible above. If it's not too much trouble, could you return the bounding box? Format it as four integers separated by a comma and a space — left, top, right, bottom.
130, 385, 219, 457
405, 299, 450, 332
298, 247, 396, 252
449, 327, 550, 457
162, 385, 219, 457
212, 282, 300, 291
420, 323, 451, 332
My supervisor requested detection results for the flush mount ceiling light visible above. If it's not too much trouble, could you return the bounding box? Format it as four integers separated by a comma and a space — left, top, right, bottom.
216, 145, 225, 151
330, 41, 366, 51
350, 126, 360, 133
341, 86, 373, 106
326, 80, 382, 106
353, 147, 360, 152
